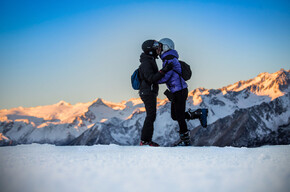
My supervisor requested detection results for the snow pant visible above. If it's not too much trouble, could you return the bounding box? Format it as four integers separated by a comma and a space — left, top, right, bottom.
171, 88, 190, 134
140, 94, 157, 142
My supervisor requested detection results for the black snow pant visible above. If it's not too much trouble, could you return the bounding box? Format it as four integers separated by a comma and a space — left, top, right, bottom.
140, 94, 157, 142
171, 88, 190, 134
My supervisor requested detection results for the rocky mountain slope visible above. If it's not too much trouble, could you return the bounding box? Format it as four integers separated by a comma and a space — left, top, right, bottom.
1, 69, 289, 146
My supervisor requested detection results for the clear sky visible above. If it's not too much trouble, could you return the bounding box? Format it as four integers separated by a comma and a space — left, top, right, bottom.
0, 0, 289, 109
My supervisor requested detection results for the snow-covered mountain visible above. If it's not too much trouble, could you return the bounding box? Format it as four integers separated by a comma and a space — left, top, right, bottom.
0, 69, 289, 146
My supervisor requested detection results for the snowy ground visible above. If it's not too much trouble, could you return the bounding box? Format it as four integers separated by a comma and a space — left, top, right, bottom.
0, 144, 289, 192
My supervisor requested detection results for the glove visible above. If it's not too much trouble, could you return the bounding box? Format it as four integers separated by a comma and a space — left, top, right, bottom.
160, 62, 173, 74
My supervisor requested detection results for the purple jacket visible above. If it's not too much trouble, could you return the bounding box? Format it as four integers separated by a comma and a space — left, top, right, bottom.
158, 49, 188, 93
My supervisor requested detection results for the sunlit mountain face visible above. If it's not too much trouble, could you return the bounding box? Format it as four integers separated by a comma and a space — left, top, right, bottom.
0, 69, 289, 147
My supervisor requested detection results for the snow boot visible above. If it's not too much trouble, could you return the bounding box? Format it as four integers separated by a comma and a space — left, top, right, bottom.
140, 140, 160, 147
174, 131, 191, 146
187, 108, 208, 128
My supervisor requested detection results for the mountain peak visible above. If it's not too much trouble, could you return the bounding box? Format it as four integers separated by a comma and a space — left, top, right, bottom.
277, 68, 289, 73
274, 68, 290, 79
91, 98, 106, 106
123, 98, 143, 107
56, 100, 71, 106
222, 69, 289, 100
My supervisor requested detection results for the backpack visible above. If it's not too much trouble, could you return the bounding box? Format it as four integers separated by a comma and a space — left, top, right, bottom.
131, 68, 141, 90
174, 60, 192, 81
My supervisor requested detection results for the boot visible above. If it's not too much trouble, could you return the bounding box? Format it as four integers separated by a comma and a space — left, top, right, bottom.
140, 140, 160, 147
187, 108, 202, 119
174, 131, 191, 146
187, 108, 208, 128
200, 108, 208, 128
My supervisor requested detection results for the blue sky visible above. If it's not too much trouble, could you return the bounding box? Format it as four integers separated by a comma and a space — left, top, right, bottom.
0, 0, 289, 109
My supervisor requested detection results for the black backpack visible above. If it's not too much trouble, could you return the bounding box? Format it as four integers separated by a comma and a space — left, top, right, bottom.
174, 60, 192, 81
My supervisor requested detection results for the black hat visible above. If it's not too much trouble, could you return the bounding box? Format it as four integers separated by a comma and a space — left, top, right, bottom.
142, 40, 157, 56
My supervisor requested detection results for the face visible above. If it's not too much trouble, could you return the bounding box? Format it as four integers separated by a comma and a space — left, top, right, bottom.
156, 44, 162, 55
152, 41, 162, 57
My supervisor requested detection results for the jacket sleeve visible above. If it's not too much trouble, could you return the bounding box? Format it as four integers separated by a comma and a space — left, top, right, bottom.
141, 61, 164, 83
158, 70, 173, 84
157, 59, 175, 84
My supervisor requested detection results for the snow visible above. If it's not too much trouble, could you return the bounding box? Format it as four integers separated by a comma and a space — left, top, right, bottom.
0, 144, 289, 192
0, 69, 289, 147
0, 133, 9, 141
0, 100, 93, 124
223, 69, 289, 100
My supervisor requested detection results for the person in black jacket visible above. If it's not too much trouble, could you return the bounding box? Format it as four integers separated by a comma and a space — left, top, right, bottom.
139, 40, 172, 146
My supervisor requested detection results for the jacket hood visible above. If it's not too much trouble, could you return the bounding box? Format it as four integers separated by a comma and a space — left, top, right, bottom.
140, 52, 155, 63
160, 49, 179, 61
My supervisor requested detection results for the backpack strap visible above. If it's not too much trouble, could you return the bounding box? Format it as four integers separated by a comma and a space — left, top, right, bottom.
173, 61, 184, 89
163, 55, 182, 77
173, 69, 182, 77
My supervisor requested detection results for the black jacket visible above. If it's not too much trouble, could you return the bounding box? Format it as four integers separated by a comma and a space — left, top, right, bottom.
139, 53, 164, 96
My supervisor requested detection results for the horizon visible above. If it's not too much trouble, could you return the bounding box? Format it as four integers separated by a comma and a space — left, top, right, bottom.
1, 0, 290, 109
1, 68, 288, 110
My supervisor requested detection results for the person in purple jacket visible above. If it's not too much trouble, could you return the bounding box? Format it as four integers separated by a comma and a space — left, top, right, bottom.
157, 38, 208, 146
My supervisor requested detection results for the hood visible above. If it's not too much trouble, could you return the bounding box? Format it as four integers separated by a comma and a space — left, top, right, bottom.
139, 52, 155, 63
160, 49, 179, 61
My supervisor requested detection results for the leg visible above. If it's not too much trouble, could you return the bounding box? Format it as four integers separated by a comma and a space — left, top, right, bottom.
171, 88, 191, 146
172, 88, 188, 134
140, 94, 157, 142
174, 131, 191, 146
185, 109, 202, 120
171, 97, 177, 121
186, 108, 208, 128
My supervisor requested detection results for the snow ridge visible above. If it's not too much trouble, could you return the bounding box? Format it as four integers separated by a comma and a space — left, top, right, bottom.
0, 69, 289, 146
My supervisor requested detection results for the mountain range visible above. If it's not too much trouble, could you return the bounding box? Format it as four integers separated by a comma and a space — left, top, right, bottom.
0, 69, 289, 147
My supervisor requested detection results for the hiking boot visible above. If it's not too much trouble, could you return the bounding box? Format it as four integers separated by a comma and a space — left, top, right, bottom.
187, 108, 208, 128
140, 140, 160, 147
174, 139, 191, 146
174, 131, 191, 146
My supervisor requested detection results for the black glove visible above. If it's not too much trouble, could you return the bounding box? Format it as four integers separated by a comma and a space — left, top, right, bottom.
160, 62, 173, 74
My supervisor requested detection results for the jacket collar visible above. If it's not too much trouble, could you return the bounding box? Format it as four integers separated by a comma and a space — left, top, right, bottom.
139, 52, 155, 62
160, 49, 179, 61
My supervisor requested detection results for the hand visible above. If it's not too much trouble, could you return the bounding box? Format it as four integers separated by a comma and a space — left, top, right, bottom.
160, 62, 173, 73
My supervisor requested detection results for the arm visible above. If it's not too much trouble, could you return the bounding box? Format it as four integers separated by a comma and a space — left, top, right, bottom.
141, 60, 173, 83
141, 61, 164, 83
158, 70, 173, 84
157, 60, 175, 84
